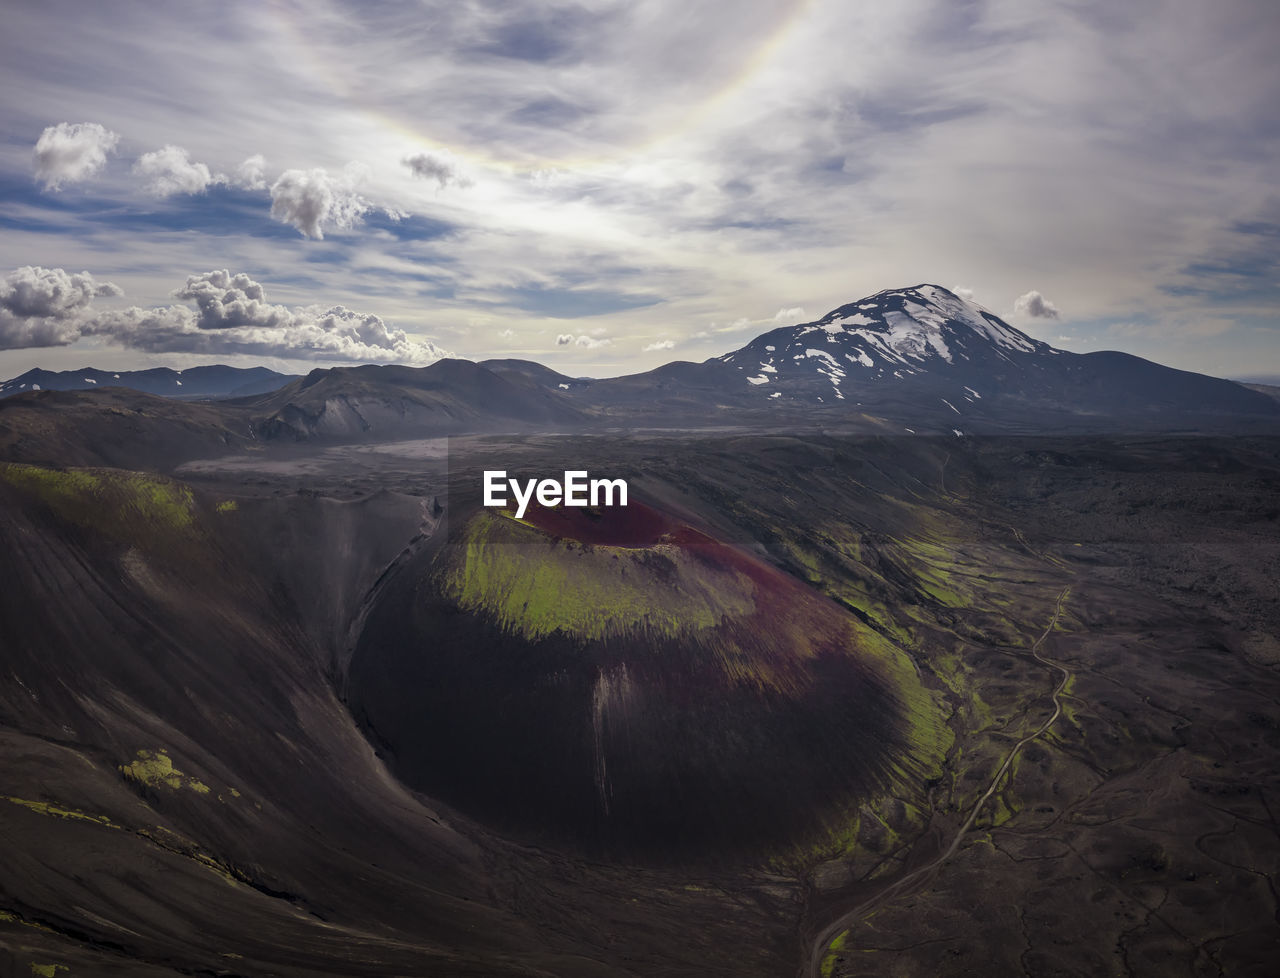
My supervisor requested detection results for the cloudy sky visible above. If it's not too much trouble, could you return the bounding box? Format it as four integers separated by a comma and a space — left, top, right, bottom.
1, 0, 1277, 379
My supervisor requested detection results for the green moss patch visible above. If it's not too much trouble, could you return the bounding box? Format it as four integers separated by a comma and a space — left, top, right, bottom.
0, 464, 197, 540
119, 749, 210, 795
3, 796, 118, 828
820, 929, 849, 977
440, 511, 755, 642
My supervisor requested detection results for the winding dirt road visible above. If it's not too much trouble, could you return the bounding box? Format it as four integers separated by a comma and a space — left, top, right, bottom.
803, 586, 1073, 978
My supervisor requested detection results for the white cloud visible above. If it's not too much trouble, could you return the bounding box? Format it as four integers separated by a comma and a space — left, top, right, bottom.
1013, 290, 1060, 320
402, 152, 472, 189
555, 333, 611, 348
953, 287, 975, 301
642, 339, 675, 352
235, 154, 267, 190
497, 328, 514, 338
172, 269, 293, 330
772, 306, 806, 323
133, 145, 219, 196
88, 303, 450, 363
0, 266, 448, 363
33, 122, 120, 190
0, 265, 122, 349
269, 167, 373, 239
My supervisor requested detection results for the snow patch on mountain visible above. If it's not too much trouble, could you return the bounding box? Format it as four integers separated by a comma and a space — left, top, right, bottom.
714, 284, 1060, 409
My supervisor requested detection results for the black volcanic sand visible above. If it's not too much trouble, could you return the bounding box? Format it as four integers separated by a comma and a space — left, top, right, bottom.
1, 429, 1279, 977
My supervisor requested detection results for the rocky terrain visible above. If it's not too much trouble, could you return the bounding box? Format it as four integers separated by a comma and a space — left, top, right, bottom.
1, 287, 1278, 976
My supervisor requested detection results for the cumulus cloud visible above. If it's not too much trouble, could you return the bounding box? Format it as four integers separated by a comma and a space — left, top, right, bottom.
111, 269, 450, 362
556, 333, 610, 348
133, 145, 220, 196
235, 154, 267, 190
172, 269, 294, 330
0, 266, 449, 363
0, 266, 122, 349
402, 152, 472, 189
772, 306, 806, 323
269, 167, 373, 239
643, 339, 675, 352
87, 303, 449, 363
1013, 290, 1061, 320
953, 287, 975, 301
33, 122, 120, 190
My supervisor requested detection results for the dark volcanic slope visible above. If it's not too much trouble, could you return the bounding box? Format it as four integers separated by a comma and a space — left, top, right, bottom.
0, 463, 539, 976
0, 387, 250, 468
249, 358, 586, 439
478, 357, 588, 391
348, 498, 949, 859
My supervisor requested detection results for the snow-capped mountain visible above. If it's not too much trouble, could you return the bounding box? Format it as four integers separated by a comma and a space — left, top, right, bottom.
718, 285, 1055, 406
709, 284, 1275, 429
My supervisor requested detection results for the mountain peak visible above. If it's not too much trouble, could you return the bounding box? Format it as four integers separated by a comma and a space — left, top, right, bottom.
717, 284, 1053, 403
796, 284, 1045, 358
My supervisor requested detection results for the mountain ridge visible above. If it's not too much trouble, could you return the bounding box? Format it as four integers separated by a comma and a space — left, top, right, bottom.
2, 284, 1276, 439
0, 364, 300, 400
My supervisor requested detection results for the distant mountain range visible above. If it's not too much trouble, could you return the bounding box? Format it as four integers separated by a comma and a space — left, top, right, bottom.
2, 286, 1276, 440
485, 285, 1273, 434
0, 365, 299, 400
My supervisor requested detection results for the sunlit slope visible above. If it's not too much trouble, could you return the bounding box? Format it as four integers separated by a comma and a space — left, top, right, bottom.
348, 500, 950, 859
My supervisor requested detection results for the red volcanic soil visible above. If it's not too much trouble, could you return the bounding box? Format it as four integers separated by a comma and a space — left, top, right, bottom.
518, 497, 709, 547
513, 497, 874, 697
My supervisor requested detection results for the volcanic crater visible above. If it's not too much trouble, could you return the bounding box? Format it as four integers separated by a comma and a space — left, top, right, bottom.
347, 498, 949, 859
